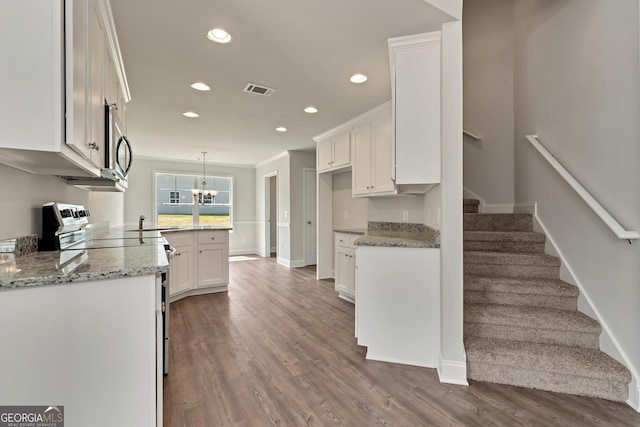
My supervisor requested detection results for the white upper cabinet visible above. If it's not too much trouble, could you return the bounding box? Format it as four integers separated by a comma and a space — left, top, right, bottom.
352, 104, 396, 197
389, 32, 441, 188
0, 0, 129, 178
315, 129, 351, 173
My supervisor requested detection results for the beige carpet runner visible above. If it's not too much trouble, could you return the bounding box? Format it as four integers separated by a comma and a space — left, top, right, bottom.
463, 199, 630, 402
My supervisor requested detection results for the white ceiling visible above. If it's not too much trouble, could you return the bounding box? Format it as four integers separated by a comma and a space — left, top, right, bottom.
110, 0, 450, 166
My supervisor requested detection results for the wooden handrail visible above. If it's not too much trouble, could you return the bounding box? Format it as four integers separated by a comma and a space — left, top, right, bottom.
526, 135, 639, 243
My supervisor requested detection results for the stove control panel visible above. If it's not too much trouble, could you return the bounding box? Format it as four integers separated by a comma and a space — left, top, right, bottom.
40, 202, 91, 251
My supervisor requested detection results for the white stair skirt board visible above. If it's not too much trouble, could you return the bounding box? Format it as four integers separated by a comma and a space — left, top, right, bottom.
533, 209, 639, 410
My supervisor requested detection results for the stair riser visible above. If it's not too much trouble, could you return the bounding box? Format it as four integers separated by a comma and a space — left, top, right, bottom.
464, 291, 577, 311
464, 206, 479, 213
467, 363, 628, 403
464, 241, 545, 253
464, 215, 533, 232
464, 264, 559, 280
464, 323, 600, 349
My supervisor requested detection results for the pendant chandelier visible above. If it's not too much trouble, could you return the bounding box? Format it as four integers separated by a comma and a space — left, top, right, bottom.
191, 151, 218, 204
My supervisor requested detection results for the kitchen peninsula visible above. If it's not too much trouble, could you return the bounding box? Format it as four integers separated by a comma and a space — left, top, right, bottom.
0, 224, 230, 427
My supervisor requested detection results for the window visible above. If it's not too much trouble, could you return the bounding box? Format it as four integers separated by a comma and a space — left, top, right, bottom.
169, 191, 180, 204
156, 173, 233, 227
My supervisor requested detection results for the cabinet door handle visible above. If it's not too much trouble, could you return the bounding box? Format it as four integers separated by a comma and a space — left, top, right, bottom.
211, 237, 215, 240
88, 141, 99, 151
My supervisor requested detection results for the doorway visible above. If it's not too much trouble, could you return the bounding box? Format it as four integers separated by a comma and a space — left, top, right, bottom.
264, 173, 277, 258
304, 168, 317, 266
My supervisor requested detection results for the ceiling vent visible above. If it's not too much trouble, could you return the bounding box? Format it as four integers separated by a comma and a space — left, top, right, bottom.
243, 83, 276, 96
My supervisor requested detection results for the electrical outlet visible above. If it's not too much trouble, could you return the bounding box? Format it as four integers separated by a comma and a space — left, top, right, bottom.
344, 210, 349, 219
402, 210, 409, 221
284, 210, 288, 219
436, 208, 441, 226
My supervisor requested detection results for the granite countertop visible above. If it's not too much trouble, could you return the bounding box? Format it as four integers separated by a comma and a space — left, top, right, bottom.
334, 222, 440, 249
0, 245, 169, 290
333, 228, 367, 235
0, 225, 234, 290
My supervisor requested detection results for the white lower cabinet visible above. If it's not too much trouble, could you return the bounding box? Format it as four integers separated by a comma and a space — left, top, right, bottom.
334, 232, 357, 302
196, 230, 230, 288
356, 246, 440, 368
168, 232, 194, 296
164, 230, 230, 301
0, 275, 160, 427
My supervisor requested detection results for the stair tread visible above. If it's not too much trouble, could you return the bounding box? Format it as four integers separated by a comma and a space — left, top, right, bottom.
465, 337, 631, 380
464, 275, 579, 297
464, 303, 600, 332
464, 251, 561, 266
464, 231, 546, 242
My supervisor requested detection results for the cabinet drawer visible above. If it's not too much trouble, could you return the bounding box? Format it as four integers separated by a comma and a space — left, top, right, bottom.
197, 230, 229, 245
335, 233, 358, 248
163, 231, 193, 246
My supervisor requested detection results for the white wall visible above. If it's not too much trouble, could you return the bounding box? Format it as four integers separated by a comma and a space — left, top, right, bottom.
289, 151, 316, 266
462, 0, 515, 205
424, 185, 442, 230
269, 176, 276, 251
368, 195, 426, 223
255, 153, 290, 262
0, 163, 123, 240
332, 171, 368, 229
124, 158, 256, 255
513, 0, 640, 387
438, 20, 466, 385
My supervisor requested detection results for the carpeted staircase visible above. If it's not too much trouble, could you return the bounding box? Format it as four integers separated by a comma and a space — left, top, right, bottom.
463, 198, 631, 402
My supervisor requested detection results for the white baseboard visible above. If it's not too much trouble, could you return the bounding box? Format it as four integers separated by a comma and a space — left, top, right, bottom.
462, 187, 533, 214
533, 209, 640, 409
289, 259, 307, 268
628, 377, 640, 412
437, 353, 469, 385
230, 248, 260, 256
277, 257, 290, 267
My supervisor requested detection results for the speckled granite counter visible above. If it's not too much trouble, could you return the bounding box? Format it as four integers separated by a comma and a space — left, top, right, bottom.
0, 225, 233, 290
333, 228, 367, 235
335, 222, 440, 248
0, 243, 169, 290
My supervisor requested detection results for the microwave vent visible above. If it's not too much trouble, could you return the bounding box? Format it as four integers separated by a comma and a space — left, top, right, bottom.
243, 83, 276, 96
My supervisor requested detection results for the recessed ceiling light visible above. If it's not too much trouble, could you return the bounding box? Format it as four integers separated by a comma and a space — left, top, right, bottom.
304, 106, 318, 114
183, 111, 199, 118
275, 127, 287, 132
191, 82, 210, 91
350, 73, 368, 84
207, 28, 232, 44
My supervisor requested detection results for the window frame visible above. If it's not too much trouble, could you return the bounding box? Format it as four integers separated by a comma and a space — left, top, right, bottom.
153, 171, 234, 228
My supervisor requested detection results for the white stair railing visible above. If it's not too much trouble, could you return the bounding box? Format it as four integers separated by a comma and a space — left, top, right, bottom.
463, 129, 482, 140
526, 135, 639, 243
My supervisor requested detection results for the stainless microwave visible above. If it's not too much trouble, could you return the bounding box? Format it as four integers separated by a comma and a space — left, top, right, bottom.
105, 104, 132, 182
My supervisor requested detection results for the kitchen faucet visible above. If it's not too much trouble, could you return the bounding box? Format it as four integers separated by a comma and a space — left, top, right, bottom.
139, 215, 146, 230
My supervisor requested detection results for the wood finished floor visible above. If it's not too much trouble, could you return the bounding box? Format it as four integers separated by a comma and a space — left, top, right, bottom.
163, 256, 640, 426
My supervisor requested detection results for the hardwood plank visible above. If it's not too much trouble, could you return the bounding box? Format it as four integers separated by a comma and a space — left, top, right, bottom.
164, 257, 640, 426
